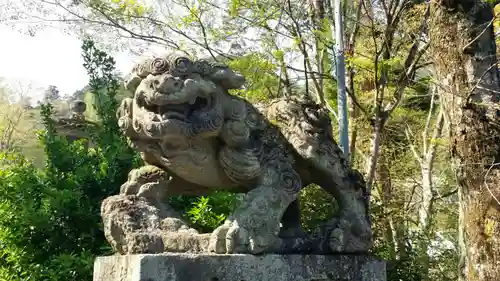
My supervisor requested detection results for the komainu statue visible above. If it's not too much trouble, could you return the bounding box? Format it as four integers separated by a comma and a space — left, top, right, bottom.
102, 53, 372, 255
55, 100, 97, 145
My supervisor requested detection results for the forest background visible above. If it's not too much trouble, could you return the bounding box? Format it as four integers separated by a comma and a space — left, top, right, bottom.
1, 1, 500, 281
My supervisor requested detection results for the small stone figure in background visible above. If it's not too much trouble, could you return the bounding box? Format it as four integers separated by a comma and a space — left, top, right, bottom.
68, 99, 87, 121
54, 100, 95, 145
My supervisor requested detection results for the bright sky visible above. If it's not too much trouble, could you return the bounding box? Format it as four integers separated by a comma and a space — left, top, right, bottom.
0, 0, 297, 104
0, 25, 136, 102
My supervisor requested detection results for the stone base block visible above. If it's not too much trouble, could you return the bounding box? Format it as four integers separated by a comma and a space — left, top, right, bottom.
93, 253, 386, 281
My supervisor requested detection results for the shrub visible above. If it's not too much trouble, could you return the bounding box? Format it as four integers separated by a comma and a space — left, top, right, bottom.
0, 39, 138, 281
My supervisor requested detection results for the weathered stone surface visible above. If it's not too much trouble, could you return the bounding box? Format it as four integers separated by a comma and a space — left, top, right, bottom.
93, 253, 386, 281
101, 194, 203, 254
107, 53, 372, 255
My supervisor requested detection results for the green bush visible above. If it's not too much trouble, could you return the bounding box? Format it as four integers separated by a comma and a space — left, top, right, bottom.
0, 39, 138, 281
186, 192, 240, 233
299, 185, 337, 233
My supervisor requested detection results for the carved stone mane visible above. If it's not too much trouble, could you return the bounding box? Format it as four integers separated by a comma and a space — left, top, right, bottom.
102, 53, 372, 255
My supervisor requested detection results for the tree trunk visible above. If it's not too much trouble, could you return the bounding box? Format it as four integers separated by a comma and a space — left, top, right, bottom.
364, 116, 385, 192
429, 1, 500, 280
418, 163, 434, 281
376, 150, 396, 258
346, 1, 363, 163
419, 107, 444, 281
376, 149, 408, 260
308, 0, 329, 93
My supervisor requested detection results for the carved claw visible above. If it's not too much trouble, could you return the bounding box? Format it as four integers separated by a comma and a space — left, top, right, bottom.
208, 217, 278, 254
208, 220, 232, 254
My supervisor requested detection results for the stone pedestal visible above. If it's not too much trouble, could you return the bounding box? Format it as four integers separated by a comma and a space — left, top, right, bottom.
93, 253, 386, 281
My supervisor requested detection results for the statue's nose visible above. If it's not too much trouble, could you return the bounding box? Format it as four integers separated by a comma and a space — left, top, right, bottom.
151, 74, 183, 93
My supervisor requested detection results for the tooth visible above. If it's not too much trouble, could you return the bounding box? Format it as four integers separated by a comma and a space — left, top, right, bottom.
188, 96, 197, 105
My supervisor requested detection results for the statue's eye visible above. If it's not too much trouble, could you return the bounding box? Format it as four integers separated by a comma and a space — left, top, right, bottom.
175, 57, 191, 72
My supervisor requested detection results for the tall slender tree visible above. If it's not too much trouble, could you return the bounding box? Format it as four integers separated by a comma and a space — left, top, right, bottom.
429, 1, 500, 280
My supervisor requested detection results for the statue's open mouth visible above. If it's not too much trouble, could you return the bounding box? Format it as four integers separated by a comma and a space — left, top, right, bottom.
142, 95, 210, 122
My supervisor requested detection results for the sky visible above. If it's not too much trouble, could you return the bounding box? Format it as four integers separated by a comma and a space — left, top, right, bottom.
0, 25, 136, 103
0, 0, 299, 104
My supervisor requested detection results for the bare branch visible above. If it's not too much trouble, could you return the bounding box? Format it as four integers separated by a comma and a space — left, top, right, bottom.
385, 2, 430, 114
484, 162, 500, 207
404, 123, 423, 164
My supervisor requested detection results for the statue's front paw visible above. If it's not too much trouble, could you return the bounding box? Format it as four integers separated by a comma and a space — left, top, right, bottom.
208, 219, 277, 254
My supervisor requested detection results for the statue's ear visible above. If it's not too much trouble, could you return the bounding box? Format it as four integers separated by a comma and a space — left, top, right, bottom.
124, 60, 152, 93
195, 57, 246, 90
123, 72, 142, 93
210, 67, 246, 90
